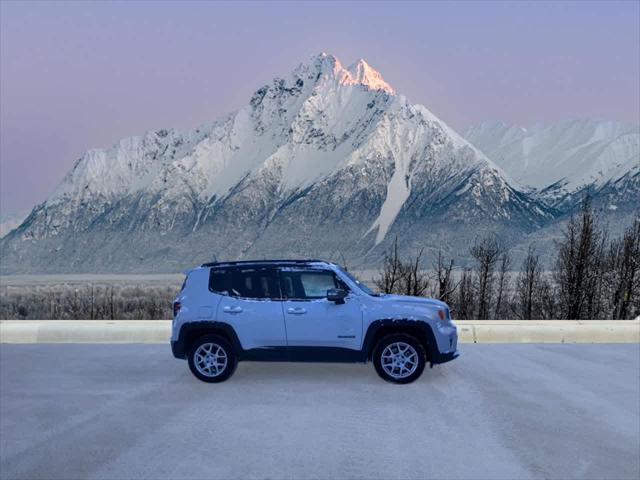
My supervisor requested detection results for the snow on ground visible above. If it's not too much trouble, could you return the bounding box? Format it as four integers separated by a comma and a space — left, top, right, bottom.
1, 344, 638, 479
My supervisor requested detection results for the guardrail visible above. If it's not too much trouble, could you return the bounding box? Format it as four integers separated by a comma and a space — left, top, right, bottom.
1, 319, 638, 344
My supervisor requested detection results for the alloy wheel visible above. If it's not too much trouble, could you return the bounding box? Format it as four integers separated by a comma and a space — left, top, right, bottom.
380, 342, 419, 379
193, 342, 228, 377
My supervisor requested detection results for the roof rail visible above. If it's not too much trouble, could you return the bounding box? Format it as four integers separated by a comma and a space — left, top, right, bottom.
201, 259, 329, 268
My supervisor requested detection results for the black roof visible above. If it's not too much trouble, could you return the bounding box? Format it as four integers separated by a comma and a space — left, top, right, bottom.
201, 259, 330, 268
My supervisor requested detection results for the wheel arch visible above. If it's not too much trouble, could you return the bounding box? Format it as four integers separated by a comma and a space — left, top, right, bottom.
175, 321, 243, 358
363, 319, 437, 362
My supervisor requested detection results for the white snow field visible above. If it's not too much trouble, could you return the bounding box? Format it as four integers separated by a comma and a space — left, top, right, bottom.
1, 344, 638, 479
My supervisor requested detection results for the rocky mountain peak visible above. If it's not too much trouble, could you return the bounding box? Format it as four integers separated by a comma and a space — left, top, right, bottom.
346, 58, 395, 94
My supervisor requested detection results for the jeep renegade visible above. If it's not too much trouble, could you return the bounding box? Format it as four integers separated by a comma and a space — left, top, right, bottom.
171, 260, 458, 383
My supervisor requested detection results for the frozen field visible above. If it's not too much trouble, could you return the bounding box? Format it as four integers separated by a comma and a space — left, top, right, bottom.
1, 344, 638, 480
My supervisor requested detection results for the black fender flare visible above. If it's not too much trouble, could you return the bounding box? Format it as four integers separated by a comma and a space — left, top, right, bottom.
172, 321, 243, 359
362, 319, 438, 362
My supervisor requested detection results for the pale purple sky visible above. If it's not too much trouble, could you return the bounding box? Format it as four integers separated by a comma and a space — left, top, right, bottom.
1, 0, 639, 213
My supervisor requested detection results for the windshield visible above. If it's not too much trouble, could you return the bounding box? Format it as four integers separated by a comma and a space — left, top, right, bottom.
337, 267, 377, 296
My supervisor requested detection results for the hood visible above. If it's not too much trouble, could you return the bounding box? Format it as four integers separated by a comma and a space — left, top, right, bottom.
380, 295, 449, 310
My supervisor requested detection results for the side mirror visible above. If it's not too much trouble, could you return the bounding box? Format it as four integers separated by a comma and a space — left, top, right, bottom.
327, 288, 347, 304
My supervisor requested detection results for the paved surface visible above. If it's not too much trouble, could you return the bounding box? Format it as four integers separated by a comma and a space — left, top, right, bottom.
1, 344, 638, 480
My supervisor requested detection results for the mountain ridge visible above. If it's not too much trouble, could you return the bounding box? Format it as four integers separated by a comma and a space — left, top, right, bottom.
464, 119, 639, 210
0, 54, 589, 273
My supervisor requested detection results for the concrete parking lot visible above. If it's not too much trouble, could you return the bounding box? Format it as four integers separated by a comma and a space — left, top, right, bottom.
1, 344, 639, 480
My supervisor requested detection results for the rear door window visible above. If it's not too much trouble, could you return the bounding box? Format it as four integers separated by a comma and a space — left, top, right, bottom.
209, 267, 280, 300
209, 269, 227, 294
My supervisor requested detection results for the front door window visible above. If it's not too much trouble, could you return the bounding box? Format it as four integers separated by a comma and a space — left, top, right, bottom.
280, 269, 340, 300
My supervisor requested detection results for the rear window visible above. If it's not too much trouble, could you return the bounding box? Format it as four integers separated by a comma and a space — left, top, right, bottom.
209, 267, 279, 299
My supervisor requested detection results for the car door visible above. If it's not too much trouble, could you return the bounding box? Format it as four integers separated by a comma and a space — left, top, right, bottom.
279, 267, 363, 353
213, 267, 287, 352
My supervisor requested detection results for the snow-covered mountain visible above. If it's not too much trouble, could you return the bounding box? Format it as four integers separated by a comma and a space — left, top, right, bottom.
1, 53, 554, 273
0, 212, 27, 239
464, 120, 639, 210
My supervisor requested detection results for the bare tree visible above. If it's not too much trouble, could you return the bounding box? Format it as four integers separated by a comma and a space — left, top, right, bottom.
512, 245, 543, 319
433, 250, 457, 305
537, 275, 557, 320
494, 251, 511, 319
470, 235, 503, 319
454, 269, 475, 320
554, 197, 604, 319
108, 286, 115, 320
372, 238, 430, 296
88, 284, 96, 320
606, 216, 640, 319
373, 237, 403, 294
398, 249, 430, 296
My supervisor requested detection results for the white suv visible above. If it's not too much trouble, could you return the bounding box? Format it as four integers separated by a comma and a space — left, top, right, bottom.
171, 260, 458, 384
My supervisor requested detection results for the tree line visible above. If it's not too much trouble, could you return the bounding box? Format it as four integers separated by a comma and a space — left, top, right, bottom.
1, 199, 637, 320
373, 199, 640, 320
0, 284, 176, 320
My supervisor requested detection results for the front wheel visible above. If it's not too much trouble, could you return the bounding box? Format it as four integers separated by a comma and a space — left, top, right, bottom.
373, 334, 426, 384
188, 335, 237, 383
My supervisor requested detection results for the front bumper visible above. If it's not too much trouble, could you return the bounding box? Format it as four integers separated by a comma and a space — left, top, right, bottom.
431, 350, 459, 365
431, 322, 459, 365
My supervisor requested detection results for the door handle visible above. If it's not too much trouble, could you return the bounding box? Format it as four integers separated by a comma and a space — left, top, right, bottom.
223, 306, 243, 314
287, 307, 307, 315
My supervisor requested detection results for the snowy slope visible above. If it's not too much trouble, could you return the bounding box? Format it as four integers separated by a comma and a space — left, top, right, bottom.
464, 120, 639, 207
1, 53, 553, 273
0, 212, 27, 238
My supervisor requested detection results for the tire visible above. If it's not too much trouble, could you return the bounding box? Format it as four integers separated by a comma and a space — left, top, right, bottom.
373, 333, 426, 384
188, 334, 237, 383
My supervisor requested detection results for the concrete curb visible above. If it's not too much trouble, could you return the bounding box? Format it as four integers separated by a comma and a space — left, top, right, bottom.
0, 321, 170, 344
1, 319, 639, 344
455, 320, 640, 343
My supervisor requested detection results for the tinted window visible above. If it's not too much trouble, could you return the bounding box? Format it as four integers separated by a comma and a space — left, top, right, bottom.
279, 269, 340, 299
209, 269, 227, 294
209, 268, 280, 299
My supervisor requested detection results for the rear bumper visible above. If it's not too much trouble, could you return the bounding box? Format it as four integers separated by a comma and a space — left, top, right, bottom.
171, 340, 186, 359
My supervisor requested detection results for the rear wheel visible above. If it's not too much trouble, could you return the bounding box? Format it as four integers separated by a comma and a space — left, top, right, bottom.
188, 335, 237, 383
373, 333, 426, 384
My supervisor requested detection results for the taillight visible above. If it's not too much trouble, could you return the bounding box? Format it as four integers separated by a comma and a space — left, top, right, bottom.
173, 301, 181, 317
437, 309, 445, 321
